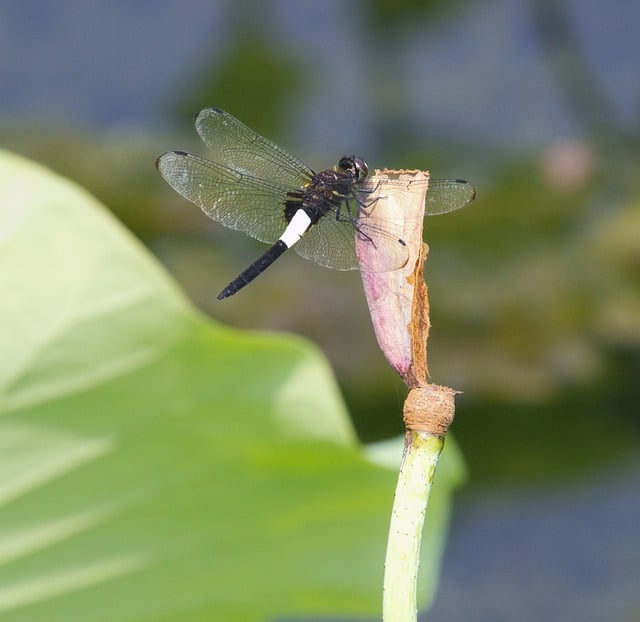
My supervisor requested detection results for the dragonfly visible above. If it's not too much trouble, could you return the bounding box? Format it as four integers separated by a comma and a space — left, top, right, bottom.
156, 108, 475, 300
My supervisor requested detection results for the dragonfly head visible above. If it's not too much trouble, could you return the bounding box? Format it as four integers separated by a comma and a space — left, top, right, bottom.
338, 156, 369, 182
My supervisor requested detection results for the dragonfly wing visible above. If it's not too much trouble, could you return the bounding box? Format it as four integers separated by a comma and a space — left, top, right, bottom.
194, 108, 315, 189
296, 178, 474, 272
294, 197, 410, 272
358, 176, 475, 217
294, 210, 359, 270
156, 151, 290, 244
425, 179, 476, 215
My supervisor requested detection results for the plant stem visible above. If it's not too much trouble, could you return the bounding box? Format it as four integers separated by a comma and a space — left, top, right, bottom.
382, 430, 444, 622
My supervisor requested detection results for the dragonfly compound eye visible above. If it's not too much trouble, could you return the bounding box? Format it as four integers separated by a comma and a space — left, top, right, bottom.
353, 157, 369, 181
338, 156, 368, 181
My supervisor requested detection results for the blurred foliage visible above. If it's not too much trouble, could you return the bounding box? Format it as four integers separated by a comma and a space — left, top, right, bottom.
171, 6, 303, 139
527, 0, 633, 150
365, 0, 471, 36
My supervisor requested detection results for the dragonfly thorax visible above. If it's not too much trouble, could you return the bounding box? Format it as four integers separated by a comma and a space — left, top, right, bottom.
283, 161, 363, 225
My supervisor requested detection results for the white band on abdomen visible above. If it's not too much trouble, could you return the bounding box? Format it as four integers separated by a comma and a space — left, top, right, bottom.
279, 209, 312, 248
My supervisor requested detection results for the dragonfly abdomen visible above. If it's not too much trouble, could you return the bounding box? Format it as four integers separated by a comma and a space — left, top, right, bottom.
217, 241, 288, 300
217, 209, 312, 300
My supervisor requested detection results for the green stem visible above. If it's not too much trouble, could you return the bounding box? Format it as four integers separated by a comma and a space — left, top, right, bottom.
382, 430, 444, 622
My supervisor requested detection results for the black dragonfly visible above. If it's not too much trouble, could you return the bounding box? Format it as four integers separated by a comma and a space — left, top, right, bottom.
156, 108, 475, 300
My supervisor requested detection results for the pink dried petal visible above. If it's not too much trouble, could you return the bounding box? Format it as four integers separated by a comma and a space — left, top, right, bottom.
356, 170, 431, 386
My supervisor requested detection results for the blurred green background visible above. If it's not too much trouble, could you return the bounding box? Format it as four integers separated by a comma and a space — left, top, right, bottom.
2, 1, 639, 620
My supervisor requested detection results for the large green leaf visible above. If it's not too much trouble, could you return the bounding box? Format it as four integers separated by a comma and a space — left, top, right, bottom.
0, 150, 463, 621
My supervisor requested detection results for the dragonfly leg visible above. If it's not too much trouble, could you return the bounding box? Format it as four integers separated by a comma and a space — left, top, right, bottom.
333, 195, 360, 227
357, 178, 382, 194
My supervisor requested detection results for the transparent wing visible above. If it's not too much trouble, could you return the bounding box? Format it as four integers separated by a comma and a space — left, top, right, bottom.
156, 151, 292, 244
425, 178, 476, 215
359, 177, 476, 216
194, 108, 314, 188
295, 197, 411, 272
294, 209, 359, 270
295, 177, 475, 271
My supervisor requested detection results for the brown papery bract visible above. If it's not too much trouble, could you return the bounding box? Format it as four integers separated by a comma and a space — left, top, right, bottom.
356, 169, 457, 435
